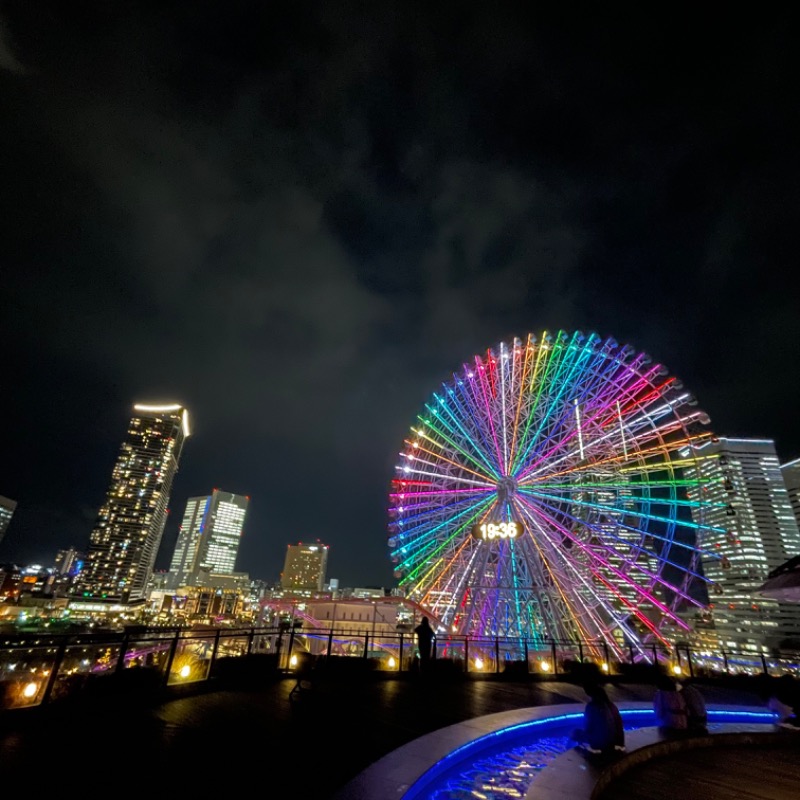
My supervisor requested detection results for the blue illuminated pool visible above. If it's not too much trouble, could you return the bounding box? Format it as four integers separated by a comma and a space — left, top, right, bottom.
402, 708, 778, 800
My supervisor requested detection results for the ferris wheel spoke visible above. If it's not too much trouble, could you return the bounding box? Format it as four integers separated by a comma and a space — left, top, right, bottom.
519, 488, 719, 591
518, 504, 647, 651
520, 490, 699, 616
418, 403, 503, 479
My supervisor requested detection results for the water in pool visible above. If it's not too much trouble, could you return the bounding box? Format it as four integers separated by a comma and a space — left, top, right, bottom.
403, 709, 776, 800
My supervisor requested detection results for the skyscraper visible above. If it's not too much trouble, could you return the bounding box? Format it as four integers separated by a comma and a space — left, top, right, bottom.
72, 403, 190, 606
281, 542, 329, 593
0, 496, 16, 549
168, 489, 249, 588
686, 438, 800, 650
781, 457, 800, 530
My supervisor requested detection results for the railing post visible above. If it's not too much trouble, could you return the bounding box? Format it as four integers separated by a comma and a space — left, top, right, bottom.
495, 638, 500, 674
629, 642, 635, 665
686, 647, 694, 678
115, 631, 131, 674
246, 627, 255, 655
722, 649, 729, 675
41, 638, 69, 705
551, 641, 558, 677
363, 633, 369, 660
577, 641, 583, 662
465, 638, 470, 673
327, 627, 334, 659
602, 641, 609, 672
287, 628, 296, 671
399, 633, 404, 672
210, 629, 222, 669
524, 638, 529, 675
651, 644, 657, 666
163, 630, 180, 686
761, 653, 769, 676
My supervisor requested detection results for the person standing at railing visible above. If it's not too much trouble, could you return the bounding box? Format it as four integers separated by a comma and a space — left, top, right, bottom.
414, 616, 435, 673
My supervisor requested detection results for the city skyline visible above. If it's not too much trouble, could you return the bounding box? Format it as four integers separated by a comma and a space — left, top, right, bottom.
2, 6, 799, 586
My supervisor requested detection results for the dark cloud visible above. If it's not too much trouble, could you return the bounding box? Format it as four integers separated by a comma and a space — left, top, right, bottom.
1, 3, 799, 584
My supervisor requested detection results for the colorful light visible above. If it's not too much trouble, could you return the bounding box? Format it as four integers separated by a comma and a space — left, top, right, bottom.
388, 331, 723, 658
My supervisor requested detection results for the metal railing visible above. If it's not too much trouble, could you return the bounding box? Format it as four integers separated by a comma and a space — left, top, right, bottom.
2, 624, 798, 711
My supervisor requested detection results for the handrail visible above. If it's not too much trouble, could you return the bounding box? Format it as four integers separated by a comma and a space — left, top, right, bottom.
2, 624, 798, 713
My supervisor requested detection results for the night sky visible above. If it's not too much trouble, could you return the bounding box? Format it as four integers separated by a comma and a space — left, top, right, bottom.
1, 4, 799, 587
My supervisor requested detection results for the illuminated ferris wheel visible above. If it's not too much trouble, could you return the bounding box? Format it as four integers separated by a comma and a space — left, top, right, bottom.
388, 331, 725, 659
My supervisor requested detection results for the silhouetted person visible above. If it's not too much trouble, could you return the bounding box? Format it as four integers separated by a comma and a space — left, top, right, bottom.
678, 679, 707, 732
572, 683, 626, 756
653, 674, 687, 733
761, 675, 800, 728
414, 616, 435, 673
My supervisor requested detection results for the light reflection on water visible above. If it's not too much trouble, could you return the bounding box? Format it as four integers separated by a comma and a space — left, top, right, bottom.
419, 721, 740, 799
428, 733, 572, 799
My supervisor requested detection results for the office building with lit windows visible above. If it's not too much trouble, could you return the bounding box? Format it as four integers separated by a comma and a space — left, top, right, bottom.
71, 403, 190, 607
280, 542, 329, 594
686, 438, 800, 650
782, 457, 800, 530
0, 495, 17, 549
168, 489, 249, 589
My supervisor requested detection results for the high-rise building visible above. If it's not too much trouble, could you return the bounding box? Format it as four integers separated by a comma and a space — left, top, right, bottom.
71, 403, 190, 606
686, 438, 800, 650
0, 495, 17, 549
54, 547, 83, 577
280, 542, 329, 593
781, 457, 800, 530
168, 489, 249, 588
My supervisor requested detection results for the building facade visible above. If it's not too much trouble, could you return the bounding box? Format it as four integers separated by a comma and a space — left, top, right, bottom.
280, 542, 329, 594
781, 457, 800, 530
687, 438, 800, 650
71, 403, 190, 606
0, 495, 17, 549
167, 489, 249, 589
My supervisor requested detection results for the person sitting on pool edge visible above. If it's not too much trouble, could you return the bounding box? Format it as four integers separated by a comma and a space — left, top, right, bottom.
572, 682, 626, 757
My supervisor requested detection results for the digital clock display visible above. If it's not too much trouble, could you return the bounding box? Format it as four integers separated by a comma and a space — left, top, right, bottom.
471, 521, 522, 541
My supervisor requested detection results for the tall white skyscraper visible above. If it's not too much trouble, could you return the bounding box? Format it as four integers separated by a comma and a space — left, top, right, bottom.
72, 403, 190, 606
686, 438, 800, 650
781, 457, 800, 530
168, 489, 249, 588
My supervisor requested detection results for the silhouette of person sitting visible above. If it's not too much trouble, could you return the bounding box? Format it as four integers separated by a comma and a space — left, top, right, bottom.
678, 679, 707, 732
653, 674, 688, 733
414, 616, 435, 672
573, 683, 626, 757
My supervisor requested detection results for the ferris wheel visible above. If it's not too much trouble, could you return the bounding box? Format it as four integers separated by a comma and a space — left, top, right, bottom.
388, 331, 724, 659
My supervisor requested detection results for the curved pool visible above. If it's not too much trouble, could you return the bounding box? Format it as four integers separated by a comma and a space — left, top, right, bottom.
402, 707, 778, 800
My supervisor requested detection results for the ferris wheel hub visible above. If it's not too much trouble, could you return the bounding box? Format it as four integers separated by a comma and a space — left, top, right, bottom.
496, 476, 518, 502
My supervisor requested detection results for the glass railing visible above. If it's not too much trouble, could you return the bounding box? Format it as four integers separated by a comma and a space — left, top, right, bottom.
2, 625, 798, 711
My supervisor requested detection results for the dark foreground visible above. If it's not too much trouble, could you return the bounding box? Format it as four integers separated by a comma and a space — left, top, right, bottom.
0, 674, 789, 797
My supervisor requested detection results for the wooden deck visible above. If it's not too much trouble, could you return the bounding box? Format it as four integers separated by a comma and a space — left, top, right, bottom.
597, 737, 800, 800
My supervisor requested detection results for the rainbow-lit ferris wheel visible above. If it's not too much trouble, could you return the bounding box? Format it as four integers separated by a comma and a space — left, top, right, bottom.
388, 331, 725, 659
